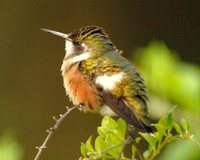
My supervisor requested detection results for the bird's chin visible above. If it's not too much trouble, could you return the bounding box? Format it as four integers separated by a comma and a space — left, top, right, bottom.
99, 105, 116, 116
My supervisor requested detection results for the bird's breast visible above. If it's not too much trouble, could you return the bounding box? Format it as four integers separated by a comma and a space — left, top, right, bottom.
62, 63, 101, 112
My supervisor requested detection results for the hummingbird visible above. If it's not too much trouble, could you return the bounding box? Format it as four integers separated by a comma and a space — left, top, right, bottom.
42, 26, 152, 132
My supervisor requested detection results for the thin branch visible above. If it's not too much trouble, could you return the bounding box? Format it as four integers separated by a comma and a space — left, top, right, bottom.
186, 136, 200, 149
34, 106, 77, 160
100, 141, 125, 155
116, 135, 132, 160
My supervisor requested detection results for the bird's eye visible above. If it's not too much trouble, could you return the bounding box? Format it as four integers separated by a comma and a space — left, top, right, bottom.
74, 41, 82, 46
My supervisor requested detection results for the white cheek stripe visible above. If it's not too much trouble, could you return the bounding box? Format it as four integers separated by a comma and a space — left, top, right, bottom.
71, 52, 89, 63
65, 40, 74, 56
95, 72, 125, 91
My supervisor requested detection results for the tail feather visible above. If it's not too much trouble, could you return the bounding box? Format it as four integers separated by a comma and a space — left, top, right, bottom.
143, 123, 153, 133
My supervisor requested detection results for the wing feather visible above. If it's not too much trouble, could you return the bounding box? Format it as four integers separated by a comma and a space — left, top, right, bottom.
102, 91, 152, 132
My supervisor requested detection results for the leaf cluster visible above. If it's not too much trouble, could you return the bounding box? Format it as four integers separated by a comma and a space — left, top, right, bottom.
79, 112, 199, 160
80, 117, 128, 159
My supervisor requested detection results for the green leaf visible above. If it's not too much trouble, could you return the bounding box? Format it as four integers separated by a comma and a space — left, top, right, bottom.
162, 112, 173, 131
131, 145, 137, 160
85, 136, 94, 152
143, 148, 153, 159
109, 132, 121, 144
153, 123, 167, 136
115, 118, 127, 139
0, 131, 23, 160
80, 143, 87, 157
153, 112, 174, 134
94, 136, 106, 152
97, 127, 107, 138
105, 134, 122, 156
135, 137, 142, 144
133, 41, 200, 111
173, 122, 182, 134
153, 131, 164, 143
97, 117, 127, 143
97, 116, 119, 139
181, 118, 190, 133
101, 116, 117, 130
139, 133, 157, 148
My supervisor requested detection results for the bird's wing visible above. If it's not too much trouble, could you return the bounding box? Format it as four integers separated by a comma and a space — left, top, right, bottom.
102, 91, 151, 132
102, 91, 142, 127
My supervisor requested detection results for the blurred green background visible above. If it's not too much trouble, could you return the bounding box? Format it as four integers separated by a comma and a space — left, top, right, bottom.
0, 1, 199, 160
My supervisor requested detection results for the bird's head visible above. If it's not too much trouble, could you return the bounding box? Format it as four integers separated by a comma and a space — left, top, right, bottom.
41, 26, 115, 59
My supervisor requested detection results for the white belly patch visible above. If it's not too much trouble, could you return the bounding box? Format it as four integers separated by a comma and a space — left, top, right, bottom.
95, 72, 125, 91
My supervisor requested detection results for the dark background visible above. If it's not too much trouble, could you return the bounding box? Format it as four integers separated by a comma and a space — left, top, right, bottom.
0, 0, 200, 159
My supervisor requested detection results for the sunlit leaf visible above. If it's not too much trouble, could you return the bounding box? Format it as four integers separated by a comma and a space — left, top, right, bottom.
135, 137, 142, 144
143, 147, 153, 159
181, 118, 190, 133
94, 136, 106, 152
153, 123, 167, 135
153, 131, 163, 143
133, 41, 200, 111
97, 127, 107, 138
105, 134, 122, 156
115, 118, 127, 139
131, 145, 137, 160
139, 133, 157, 148
0, 131, 23, 160
173, 122, 182, 134
80, 143, 87, 157
85, 136, 94, 152
101, 116, 117, 130
153, 112, 174, 135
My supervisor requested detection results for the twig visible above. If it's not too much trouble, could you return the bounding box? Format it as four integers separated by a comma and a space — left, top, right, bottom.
116, 135, 132, 160
34, 106, 77, 160
100, 142, 125, 155
189, 137, 200, 148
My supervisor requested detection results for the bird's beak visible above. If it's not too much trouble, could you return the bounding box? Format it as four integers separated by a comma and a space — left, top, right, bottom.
41, 28, 71, 41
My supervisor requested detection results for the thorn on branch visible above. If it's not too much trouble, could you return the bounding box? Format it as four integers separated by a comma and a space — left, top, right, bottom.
50, 127, 54, 130
78, 104, 83, 112
34, 106, 77, 160
52, 116, 57, 121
